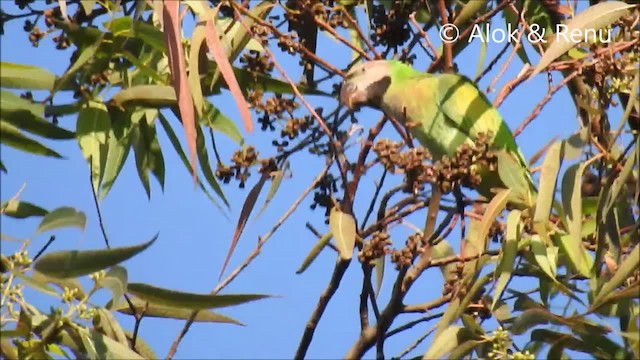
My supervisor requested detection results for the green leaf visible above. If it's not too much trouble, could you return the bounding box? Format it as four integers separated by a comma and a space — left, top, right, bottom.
207, 1, 274, 89
31, 270, 85, 299
531, 1, 635, 76
534, 141, 562, 223
208, 67, 330, 96
1, 90, 45, 115
372, 254, 385, 299
111, 296, 243, 325
496, 152, 531, 206
98, 266, 128, 308
13, 271, 58, 297
503, 4, 530, 64
36, 207, 86, 234
511, 308, 554, 335
202, 101, 243, 144
130, 110, 165, 198
561, 161, 591, 276
254, 160, 288, 221
127, 283, 269, 310
557, 234, 593, 278
0, 62, 56, 90
424, 326, 473, 359
531, 234, 556, 280
0, 120, 63, 158
80, 0, 96, 15
77, 105, 111, 193
195, 120, 228, 205
189, 23, 206, 118
296, 232, 332, 274
78, 328, 144, 360
593, 244, 639, 307
156, 112, 225, 211
492, 210, 521, 310
33, 234, 157, 278
1, 200, 48, 219
55, 39, 102, 95
472, 188, 510, 258
329, 207, 356, 261
100, 117, 132, 200
110, 85, 178, 108
2, 109, 75, 140
94, 308, 128, 346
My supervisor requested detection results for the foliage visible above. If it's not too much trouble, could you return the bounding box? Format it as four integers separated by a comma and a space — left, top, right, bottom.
1, 0, 639, 359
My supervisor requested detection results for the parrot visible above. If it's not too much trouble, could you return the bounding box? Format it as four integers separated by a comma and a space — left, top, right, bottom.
339, 60, 537, 209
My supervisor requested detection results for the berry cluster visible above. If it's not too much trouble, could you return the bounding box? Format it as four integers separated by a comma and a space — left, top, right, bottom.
358, 231, 392, 265
373, 132, 498, 194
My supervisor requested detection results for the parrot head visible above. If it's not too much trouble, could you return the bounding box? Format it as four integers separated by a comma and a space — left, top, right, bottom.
340, 60, 393, 110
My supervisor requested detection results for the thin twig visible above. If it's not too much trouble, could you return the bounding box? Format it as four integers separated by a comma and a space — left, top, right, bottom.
409, 12, 438, 59
166, 165, 331, 359
385, 311, 444, 338
341, 7, 381, 59
437, 0, 453, 73
33, 236, 56, 262
513, 70, 580, 137
294, 258, 351, 360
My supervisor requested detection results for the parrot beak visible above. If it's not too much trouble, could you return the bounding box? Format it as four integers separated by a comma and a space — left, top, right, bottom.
340, 82, 365, 110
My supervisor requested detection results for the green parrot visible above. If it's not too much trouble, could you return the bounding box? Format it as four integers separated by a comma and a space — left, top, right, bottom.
340, 60, 536, 208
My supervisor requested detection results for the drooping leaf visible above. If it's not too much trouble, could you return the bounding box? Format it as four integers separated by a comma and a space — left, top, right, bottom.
534, 141, 563, 223
531, 1, 636, 76
94, 308, 128, 346
0, 120, 64, 158
202, 101, 243, 144
110, 85, 178, 108
13, 271, 58, 297
492, 210, 521, 310
0, 62, 57, 90
561, 161, 592, 275
531, 234, 556, 280
473, 188, 511, 257
329, 207, 357, 261
189, 22, 207, 118
52, 40, 101, 95
163, 0, 198, 183
98, 266, 128, 308
503, 3, 530, 65
100, 121, 132, 199
374, 255, 384, 298
77, 105, 111, 193
593, 244, 639, 308
31, 270, 85, 299
296, 232, 333, 274
77, 328, 144, 360
220, 173, 268, 279
111, 296, 243, 325
254, 160, 288, 221
156, 112, 225, 212
194, 120, 228, 206
423, 326, 473, 359
201, 7, 254, 134
34, 234, 157, 278
1, 200, 48, 219
127, 282, 269, 310
497, 152, 531, 206
2, 109, 74, 140
36, 207, 86, 235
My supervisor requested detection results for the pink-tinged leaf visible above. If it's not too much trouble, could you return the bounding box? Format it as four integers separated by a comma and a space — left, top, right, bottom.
219, 173, 268, 279
203, 10, 253, 133
162, 0, 198, 183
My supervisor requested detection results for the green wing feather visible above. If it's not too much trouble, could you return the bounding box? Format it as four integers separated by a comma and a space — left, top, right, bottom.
382, 62, 536, 207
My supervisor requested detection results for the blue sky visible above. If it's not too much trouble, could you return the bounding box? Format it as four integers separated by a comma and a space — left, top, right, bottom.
1, 1, 621, 358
